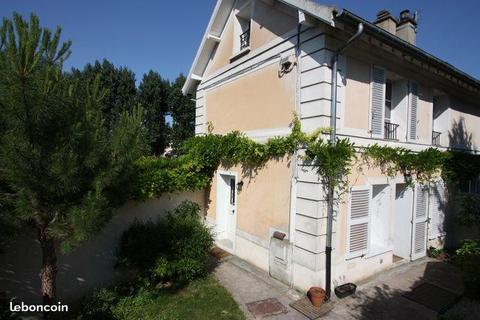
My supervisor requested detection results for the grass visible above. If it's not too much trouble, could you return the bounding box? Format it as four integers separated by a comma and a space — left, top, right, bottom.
76, 275, 245, 320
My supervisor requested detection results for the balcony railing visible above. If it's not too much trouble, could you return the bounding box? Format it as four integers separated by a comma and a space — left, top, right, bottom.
384, 121, 399, 140
240, 28, 250, 50
432, 131, 441, 146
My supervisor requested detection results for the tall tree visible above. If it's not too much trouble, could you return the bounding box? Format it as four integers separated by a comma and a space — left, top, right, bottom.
138, 70, 170, 155
169, 74, 195, 154
0, 14, 146, 306
70, 59, 137, 130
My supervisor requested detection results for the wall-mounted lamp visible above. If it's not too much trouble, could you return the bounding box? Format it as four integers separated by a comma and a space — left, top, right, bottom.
236, 180, 244, 191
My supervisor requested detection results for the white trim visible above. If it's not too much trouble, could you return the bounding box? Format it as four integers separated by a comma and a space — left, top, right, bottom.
229, 47, 251, 61
207, 34, 221, 42
243, 126, 292, 141
289, 176, 297, 242
365, 246, 393, 259
191, 74, 203, 81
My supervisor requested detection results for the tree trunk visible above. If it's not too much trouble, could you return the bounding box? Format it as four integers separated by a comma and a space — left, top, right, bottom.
38, 229, 57, 307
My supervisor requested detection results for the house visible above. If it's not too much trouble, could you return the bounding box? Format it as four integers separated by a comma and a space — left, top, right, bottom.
182, 0, 480, 291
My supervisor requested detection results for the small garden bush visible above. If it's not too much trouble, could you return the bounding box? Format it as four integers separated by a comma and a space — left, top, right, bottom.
455, 239, 480, 297
116, 200, 214, 284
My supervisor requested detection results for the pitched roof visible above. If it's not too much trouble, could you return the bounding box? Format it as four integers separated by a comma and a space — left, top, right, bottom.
182, 0, 480, 95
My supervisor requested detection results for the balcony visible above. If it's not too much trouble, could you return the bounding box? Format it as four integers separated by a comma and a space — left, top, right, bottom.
240, 28, 250, 51
384, 121, 399, 140
432, 131, 441, 146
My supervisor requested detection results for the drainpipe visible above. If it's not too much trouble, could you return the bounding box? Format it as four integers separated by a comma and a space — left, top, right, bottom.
325, 22, 363, 300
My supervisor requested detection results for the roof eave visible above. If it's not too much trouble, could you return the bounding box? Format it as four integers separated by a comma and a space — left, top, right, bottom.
335, 9, 480, 90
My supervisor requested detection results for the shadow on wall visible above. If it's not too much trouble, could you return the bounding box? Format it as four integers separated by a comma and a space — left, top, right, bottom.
449, 116, 475, 151
430, 117, 477, 248
0, 191, 205, 307
341, 261, 464, 320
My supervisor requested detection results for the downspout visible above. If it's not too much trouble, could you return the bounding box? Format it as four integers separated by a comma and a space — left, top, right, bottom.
325, 22, 363, 300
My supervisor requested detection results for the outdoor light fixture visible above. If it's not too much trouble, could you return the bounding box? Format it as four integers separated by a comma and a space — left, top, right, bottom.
237, 180, 244, 191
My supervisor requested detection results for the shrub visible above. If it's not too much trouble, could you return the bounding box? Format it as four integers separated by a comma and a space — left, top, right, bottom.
455, 239, 480, 297
117, 200, 213, 284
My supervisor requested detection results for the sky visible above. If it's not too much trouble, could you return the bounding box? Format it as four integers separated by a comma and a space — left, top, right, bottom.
1, 0, 479, 83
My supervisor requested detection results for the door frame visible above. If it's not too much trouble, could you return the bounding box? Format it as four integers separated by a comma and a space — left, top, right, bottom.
215, 170, 238, 253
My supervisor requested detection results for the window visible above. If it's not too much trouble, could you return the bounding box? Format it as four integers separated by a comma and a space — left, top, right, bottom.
348, 184, 392, 259
232, 1, 252, 57
385, 81, 392, 122
229, 178, 236, 205
459, 177, 480, 194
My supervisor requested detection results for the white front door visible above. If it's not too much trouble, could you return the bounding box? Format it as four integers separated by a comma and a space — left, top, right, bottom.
215, 173, 237, 252
393, 183, 413, 259
411, 185, 429, 260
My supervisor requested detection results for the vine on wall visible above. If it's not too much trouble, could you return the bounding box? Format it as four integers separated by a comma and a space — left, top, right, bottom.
133, 116, 475, 201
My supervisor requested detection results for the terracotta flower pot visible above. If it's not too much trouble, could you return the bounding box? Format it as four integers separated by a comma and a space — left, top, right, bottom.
307, 287, 326, 307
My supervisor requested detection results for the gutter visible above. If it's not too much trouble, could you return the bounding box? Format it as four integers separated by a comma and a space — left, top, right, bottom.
335, 9, 480, 91
325, 22, 363, 300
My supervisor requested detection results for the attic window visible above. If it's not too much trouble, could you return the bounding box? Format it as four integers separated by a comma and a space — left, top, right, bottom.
239, 23, 250, 51
232, 2, 252, 57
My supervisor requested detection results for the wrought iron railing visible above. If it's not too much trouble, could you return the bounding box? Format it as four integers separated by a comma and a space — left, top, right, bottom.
432, 131, 441, 146
384, 121, 399, 140
240, 28, 250, 50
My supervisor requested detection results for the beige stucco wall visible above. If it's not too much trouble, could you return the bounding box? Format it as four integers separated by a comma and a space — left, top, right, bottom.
448, 97, 480, 149
345, 56, 371, 130
204, 14, 234, 78
205, 63, 296, 133
250, 0, 297, 50
206, 158, 292, 241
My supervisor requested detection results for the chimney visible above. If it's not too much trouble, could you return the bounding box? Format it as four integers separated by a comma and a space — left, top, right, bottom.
396, 10, 417, 45
374, 10, 397, 34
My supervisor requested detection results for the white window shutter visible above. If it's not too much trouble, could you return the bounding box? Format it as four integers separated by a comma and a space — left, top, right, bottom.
371, 66, 385, 136
429, 183, 446, 238
348, 186, 371, 258
412, 185, 428, 260
409, 82, 419, 140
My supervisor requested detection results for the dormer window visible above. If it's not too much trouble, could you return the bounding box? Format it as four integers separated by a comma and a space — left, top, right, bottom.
232, 1, 252, 60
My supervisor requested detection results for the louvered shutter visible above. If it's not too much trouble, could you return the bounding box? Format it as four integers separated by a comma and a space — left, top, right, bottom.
371, 66, 385, 136
429, 183, 446, 239
348, 186, 371, 258
409, 82, 419, 140
412, 185, 428, 260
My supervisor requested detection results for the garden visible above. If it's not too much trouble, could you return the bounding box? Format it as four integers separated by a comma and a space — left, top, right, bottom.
75, 201, 244, 320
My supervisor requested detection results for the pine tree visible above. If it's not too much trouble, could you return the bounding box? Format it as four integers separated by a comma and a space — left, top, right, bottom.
169, 74, 195, 154
0, 14, 146, 306
138, 70, 170, 155
70, 59, 137, 130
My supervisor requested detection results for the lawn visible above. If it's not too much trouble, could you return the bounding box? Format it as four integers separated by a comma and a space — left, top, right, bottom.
77, 275, 245, 320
